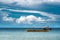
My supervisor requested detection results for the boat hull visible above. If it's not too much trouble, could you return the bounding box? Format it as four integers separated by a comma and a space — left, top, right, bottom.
27, 30, 49, 32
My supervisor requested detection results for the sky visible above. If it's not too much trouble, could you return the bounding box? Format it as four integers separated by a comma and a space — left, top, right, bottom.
0, 0, 60, 28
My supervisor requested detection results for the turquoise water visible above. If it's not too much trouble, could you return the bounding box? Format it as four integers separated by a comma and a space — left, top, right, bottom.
0, 29, 60, 40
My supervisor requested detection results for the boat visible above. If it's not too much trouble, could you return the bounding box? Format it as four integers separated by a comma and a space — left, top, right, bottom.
27, 27, 50, 32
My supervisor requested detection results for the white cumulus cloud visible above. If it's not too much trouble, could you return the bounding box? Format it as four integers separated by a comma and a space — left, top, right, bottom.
16, 15, 45, 24
2, 16, 15, 22
2, 13, 15, 22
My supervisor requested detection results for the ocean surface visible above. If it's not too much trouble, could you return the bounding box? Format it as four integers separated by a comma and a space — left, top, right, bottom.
0, 28, 60, 40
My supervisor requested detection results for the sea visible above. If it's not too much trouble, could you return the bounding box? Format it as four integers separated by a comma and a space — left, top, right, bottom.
0, 28, 60, 40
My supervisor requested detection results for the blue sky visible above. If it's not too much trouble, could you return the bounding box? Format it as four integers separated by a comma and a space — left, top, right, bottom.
0, 0, 60, 28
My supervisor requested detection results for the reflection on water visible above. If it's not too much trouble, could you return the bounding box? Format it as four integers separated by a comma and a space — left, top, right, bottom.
0, 28, 60, 40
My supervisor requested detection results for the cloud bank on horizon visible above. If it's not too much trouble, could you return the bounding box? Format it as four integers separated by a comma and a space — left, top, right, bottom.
0, 0, 60, 28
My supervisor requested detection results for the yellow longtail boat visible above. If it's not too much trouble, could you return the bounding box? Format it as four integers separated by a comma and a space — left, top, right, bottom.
27, 27, 50, 32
